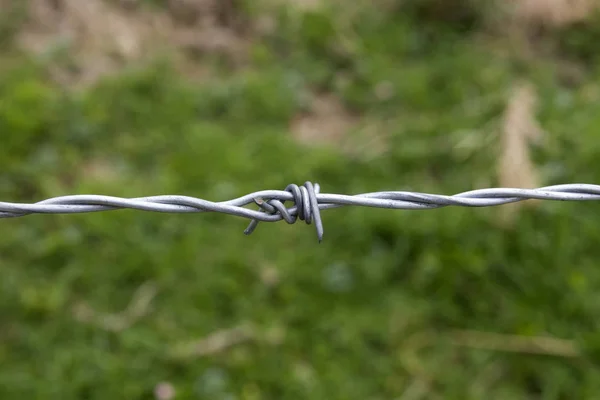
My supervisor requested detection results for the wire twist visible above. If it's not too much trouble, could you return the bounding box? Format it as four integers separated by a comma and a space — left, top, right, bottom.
2, 182, 600, 241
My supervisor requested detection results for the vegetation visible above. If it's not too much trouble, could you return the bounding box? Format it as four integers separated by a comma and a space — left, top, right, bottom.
2, 1, 600, 398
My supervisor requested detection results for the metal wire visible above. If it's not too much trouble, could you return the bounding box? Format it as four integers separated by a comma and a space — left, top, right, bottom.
2, 181, 600, 242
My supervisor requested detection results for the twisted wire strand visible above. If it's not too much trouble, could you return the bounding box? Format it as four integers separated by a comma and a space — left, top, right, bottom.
2, 182, 600, 241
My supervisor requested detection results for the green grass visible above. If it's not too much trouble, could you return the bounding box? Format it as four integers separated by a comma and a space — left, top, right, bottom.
2, 3, 600, 399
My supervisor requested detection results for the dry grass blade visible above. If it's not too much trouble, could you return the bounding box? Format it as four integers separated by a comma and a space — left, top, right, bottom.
72, 281, 158, 332
496, 80, 544, 227
403, 329, 580, 358
445, 329, 580, 357
397, 328, 579, 399
167, 323, 256, 360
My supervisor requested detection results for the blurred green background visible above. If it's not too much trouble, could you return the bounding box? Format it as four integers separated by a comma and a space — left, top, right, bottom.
2, 0, 600, 398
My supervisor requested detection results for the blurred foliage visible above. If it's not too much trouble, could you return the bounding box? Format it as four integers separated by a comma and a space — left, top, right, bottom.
556, 10, 600, 66
2, 1, 600, 399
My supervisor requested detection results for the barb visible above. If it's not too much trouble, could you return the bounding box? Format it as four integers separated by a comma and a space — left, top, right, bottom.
2, 182, 600, 241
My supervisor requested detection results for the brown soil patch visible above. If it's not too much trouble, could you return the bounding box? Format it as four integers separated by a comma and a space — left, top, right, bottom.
16, 0, 252, 87
510, 0, 599, 28
290, 92, 387, 160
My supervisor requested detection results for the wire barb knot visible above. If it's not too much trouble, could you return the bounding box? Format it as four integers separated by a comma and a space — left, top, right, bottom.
244, 181, 324, 242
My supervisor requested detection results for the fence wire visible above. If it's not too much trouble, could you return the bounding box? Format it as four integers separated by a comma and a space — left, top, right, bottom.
2, 182, 600, 241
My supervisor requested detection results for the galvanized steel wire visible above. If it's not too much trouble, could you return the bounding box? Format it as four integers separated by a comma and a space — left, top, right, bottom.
2, 182, 600, 242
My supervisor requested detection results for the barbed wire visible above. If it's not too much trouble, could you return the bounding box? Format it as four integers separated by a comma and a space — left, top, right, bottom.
2, 182, 600, 242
